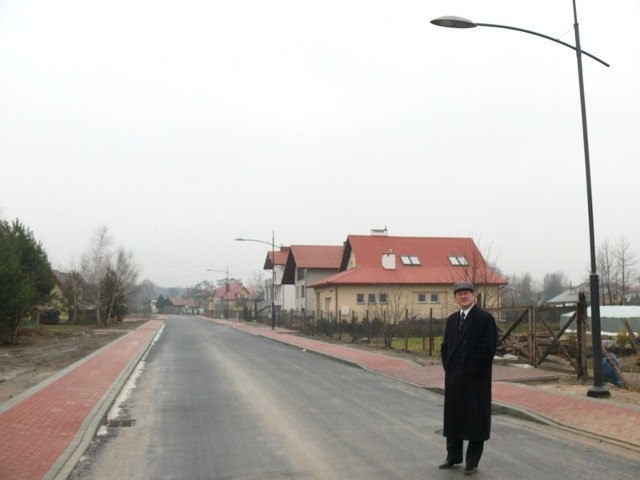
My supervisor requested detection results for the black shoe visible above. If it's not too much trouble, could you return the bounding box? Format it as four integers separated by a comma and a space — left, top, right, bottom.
464, 466, 478, 476
438, 459, 461, 469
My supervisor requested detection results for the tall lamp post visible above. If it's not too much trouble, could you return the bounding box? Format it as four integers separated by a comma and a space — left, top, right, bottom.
235, 231, 277, 330
431, 1, 610, 398
206, 267, 232, 320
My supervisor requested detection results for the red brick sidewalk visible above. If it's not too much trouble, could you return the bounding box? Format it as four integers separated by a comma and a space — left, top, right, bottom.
0, 319, 163, 480
230, 321, 640, 453
492, 382, 640, 449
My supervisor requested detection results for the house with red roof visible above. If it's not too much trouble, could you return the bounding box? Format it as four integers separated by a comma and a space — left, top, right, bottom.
207, 280, 262, 320
281, 245, 344, 314
263, 246, 295, 313
307, 231, 506, 322
166, 296, 200, 315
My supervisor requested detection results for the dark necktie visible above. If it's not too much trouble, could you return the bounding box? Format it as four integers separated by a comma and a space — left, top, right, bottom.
458, 312, 465, 331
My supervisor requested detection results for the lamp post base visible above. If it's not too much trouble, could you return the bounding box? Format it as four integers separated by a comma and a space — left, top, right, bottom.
587, 385, 611, 398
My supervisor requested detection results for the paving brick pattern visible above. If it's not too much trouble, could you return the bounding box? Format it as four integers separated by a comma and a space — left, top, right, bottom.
492, 382, 640, 447
0, 320, 162, 480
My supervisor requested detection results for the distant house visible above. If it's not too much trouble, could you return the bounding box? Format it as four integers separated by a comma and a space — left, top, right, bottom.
31, 269, 67, 324
263, 246, 295, 313
207, 281, 262, 320
545, 283, 590, 306
147, 299, 158, 314
49, 270, 70, 321
308, 231, 506, 321
36, 270, 94, 324
165, 296, 200, 315
546, 282, 630, 307
281, 244, 343, 315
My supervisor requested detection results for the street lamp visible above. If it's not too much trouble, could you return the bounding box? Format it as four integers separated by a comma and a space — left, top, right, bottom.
235, 231, 277, 330
206, 267, 232, 320
431, 1, 610, 398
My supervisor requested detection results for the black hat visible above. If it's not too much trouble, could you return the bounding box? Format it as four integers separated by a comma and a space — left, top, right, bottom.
453, 282, 475, 294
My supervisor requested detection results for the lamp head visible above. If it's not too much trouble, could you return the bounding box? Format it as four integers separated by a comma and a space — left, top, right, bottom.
430, 16, 477, 29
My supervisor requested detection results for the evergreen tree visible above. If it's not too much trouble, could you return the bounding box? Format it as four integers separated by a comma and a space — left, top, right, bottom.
0, 220, 54, 340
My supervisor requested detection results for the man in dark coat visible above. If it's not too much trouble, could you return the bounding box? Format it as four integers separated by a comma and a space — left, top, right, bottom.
439, 282, 498, 476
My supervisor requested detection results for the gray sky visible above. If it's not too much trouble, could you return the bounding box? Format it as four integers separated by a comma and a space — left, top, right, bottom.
1, 0, 639, 288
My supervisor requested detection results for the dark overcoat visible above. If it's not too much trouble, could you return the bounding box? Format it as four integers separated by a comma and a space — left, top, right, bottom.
441, 304, 498, 441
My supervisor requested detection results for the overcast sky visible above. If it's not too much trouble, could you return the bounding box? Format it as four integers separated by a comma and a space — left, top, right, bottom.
1, 0, 638, 288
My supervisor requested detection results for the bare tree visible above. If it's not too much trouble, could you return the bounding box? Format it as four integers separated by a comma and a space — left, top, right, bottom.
251, 271, 265, 289
80, 226, 113, 324
367, 286, 412, 347
130, 279, 159, 313
63, 268, 85, 323
616, 236, 637, 305
186, 280, 213, 312
502, 273, 539, 307
597, 237, 637, 305
597, 238, 617, 305
114, 247, 139, 316
541, 271, 567, 303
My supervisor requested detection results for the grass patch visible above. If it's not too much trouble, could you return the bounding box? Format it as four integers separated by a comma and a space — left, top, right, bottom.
390, 336, 443, 356
21, 323, 101, 337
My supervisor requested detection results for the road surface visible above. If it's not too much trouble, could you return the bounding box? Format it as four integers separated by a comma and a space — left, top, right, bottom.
69, 316, 639, 479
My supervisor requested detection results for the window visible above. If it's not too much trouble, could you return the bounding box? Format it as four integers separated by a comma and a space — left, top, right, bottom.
356, 293, 365, 304
301, 286, 305, 298
448, 255, 469, 266
379, 293, 388, 304
368, 293, 376, 304
419, 293, 440, 304
296, 268, 305, 281
400, 255, 421, 265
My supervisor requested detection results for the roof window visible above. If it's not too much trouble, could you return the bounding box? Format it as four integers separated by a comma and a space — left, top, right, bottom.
449, 255, 468, 266
400, 255, 421, 265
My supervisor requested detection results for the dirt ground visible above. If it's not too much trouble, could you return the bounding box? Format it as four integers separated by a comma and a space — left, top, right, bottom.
2, 318, 639, 408
0, 319, 148, 404
532, 355, 640, 406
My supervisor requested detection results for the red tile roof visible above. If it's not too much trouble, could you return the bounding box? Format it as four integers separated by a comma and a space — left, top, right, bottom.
212, 281, 261, 301
264, 246, 290, 269
168, 296, 198, 308
309, 235, 505, 288
214, 281, 246, 301
281, 245, 344, 284
287, 245, 343, 268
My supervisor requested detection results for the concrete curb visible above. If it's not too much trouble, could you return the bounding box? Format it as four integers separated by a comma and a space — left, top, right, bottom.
44, 323, 164, 480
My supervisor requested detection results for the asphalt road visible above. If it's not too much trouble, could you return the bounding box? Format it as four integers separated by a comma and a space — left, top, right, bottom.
69, 316, 639, 479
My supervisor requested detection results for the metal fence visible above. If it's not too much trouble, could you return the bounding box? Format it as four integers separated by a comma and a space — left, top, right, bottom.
249, 301, 638, 376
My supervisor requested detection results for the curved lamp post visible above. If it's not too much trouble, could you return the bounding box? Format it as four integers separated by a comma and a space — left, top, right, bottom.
235, 231, 277, 330
206, 267, 232, 320
431, 2, 610, 398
